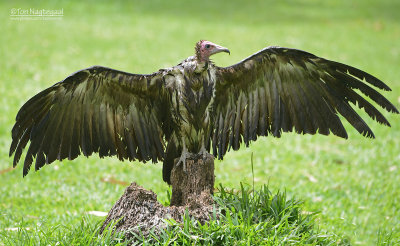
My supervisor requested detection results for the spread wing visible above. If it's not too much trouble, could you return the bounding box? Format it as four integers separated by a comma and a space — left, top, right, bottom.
212, 47, 399, 159
10, 66, 173, 176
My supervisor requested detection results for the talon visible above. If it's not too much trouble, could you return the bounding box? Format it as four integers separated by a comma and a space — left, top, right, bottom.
176, 155, 187, 172
198, 140, 208, 160
176, 139, 189, 172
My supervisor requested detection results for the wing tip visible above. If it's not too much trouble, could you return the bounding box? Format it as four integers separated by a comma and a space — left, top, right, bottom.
363, 130, 375, 139
9, 147, 15, 158
22, 167, 29, 177
391, 107, 400, 114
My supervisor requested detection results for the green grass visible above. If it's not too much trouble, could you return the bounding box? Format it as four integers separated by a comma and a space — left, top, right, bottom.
1, 184, 344, 245
1, 0, 399, 245
0, 215, 128, 245
136, 184, 344, 245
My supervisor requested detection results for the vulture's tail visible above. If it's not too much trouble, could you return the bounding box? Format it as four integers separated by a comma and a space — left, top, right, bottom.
163, 140, 181, 184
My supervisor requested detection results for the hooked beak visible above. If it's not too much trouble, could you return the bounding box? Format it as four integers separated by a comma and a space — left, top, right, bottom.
211, 45, 230, 56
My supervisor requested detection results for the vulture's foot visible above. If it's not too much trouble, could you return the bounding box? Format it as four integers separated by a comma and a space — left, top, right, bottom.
176, 149, 191, 172
198, 146, 208, 160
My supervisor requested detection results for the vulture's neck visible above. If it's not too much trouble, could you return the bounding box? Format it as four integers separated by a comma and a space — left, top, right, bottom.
194, 56, 210, 73
195, 61, 208, 73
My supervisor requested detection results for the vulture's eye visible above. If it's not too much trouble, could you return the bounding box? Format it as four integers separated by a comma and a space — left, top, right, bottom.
205, 44, 210, 49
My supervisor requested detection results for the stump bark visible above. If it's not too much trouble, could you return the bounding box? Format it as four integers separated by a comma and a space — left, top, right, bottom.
170, 153, 215, 206
100, 153, 215, 240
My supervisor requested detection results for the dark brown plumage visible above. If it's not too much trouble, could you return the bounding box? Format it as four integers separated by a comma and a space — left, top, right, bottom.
9, 40, 399, 184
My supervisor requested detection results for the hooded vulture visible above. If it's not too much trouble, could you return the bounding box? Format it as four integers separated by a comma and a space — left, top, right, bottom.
9, 40, 399, 184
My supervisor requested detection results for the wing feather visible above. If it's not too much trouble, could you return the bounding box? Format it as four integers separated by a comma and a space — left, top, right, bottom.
81, 102, 94, 157
241, 95, 249, 146
233, 96, 242, 150
58, 101, 74, 159
213, 47, 398, 158
257, 87, 267, 136
10, 66, 171, 175
113, 107, 128, 160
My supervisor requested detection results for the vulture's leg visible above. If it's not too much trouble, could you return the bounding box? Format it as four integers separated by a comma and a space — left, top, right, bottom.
198, 138, 207, 159
176, 138, 189, 172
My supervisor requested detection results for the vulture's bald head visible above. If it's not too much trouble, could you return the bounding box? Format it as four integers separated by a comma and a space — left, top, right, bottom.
195, 40, 230, 62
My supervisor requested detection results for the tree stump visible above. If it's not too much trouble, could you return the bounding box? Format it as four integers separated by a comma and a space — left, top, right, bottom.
100, 153, 215, 240
170, 153, 215, 206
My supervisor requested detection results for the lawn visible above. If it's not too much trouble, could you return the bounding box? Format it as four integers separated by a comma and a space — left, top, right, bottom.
1, 0, 399, 245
